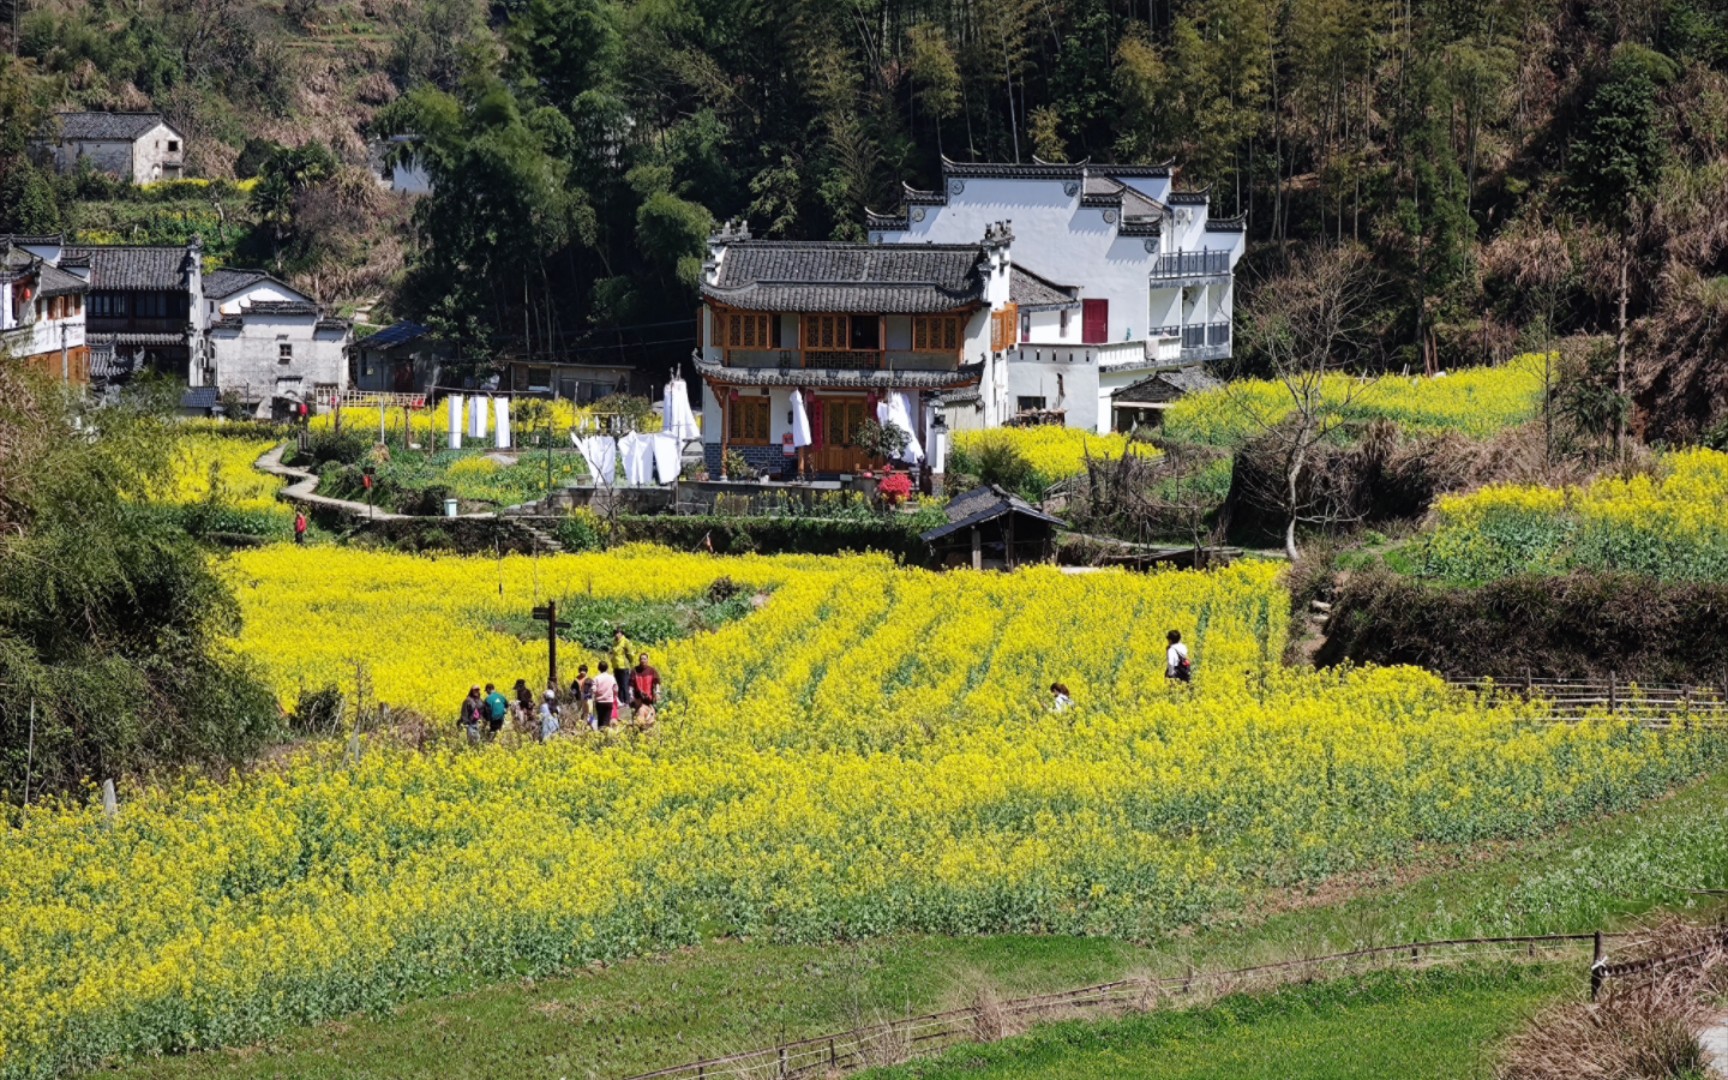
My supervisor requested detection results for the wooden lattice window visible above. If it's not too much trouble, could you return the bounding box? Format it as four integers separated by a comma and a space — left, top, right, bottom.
803, 314, 849, 350
722, 312, 774, 350
728, 394, 771, 445
911, 315, 963, 353
991, 304, 1018, 352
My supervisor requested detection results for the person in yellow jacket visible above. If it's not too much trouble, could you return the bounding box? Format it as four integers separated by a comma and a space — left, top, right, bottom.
609, 627, 637, 713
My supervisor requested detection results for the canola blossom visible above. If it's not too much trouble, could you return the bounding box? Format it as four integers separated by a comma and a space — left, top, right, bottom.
1420, 448, 1728, 582
0, 545, 1718, 1077
1163, 354, 1548, 446
951, 427, 1159, 486
152, 434, 285, 515
311, 399, 662, 441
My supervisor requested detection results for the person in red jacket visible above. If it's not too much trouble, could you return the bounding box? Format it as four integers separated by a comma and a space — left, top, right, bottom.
294, 510, 308, 545
628, 653, 661, 727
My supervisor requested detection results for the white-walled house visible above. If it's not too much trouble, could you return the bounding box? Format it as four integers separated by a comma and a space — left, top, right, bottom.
868, 157, 1244, 433
42, 113, 185, 184
1, 239, 89, 383
1, 236, 349, 410
202, 269, 350, 409
696, 221, 1014, 478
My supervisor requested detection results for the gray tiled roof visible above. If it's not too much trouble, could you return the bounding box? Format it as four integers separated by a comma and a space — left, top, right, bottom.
1009, 267, 1078, 308
705, 242, 985, 314
921, 483, 1065, 542
243, 300, 320, 316
63, 246, 188, 291
55, 112, 174, 141
1114, 365, 1223, 402
36, 262, 88, 297
694, 355, 982, 390
203, 269, 273, 299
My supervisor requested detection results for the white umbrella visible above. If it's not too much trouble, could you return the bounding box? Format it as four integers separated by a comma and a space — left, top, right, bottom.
789, 388, 813, 448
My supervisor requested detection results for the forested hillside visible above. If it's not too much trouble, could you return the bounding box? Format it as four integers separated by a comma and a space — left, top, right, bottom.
4, 0, 1728, 427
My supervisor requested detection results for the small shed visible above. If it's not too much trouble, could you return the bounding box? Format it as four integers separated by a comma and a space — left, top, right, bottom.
1111, 365, 1222, 432
921, 484, 1064, 570
350, 320, 443, 394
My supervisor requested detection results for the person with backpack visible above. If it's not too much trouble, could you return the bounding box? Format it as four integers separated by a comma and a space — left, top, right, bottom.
483, 682, 509, 740
458, 686, 485, 744
1166, 630, 1192, 683
572, 664, 596, 730
628, 653, 661, 728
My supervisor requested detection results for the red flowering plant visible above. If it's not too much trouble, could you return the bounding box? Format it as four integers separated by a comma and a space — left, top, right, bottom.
877, 469, 913, 505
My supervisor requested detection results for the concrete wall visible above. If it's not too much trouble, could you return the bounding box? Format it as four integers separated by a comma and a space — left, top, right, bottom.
53, 139, 134, 179
211, 315, 349, 402
1006, 356, 1098, 431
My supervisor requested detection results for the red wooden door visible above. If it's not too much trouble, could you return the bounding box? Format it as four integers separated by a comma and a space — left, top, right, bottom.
1081, 299, 1108, 344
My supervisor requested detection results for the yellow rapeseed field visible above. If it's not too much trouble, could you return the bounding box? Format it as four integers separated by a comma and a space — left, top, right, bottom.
0, 544, 1716, 1076
951, 427, 1158, 486
1163, 354, 1548, 445
1421, 448, 1728, 581
153, 434, 285, 515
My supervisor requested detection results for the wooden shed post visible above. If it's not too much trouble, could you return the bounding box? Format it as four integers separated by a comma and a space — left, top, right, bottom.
971, 526, 982, 571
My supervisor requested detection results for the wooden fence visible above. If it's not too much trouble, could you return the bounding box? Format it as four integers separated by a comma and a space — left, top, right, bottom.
1446, 674, 1728, 723
621, 933, 1622, 1080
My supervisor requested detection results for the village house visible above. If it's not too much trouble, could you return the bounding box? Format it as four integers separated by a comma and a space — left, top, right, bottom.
0, 239, 89, 383
867, 157, 1245, 433
41, 112, 185, 184
351, 321, 445, 396
696, 220, 1007, 478
4, 236, 350, 413
693, 158, 1245, 476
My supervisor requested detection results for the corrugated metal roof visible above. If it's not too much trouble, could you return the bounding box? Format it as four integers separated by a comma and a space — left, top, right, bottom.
353, 320, 429, 350
180, 386, 221, 411
55, 112, 174, 141
705, 242, 985, 314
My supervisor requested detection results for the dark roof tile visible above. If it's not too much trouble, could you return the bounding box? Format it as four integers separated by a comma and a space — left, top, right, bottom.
704, 241, 985, 314
694, 355, 982, 390
353, 320, 430, 350
54, 112, 175, 141
1009, 267, 1078, 308
62, 245, 189, 291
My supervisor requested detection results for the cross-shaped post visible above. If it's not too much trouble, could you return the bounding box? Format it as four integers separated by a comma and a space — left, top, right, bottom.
530, 600, 572, 690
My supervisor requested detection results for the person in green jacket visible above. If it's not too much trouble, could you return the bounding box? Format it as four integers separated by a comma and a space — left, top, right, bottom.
482, 683, 510, 740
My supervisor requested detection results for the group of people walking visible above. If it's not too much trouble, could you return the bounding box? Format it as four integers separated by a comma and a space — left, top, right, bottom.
459, 628, 663, 744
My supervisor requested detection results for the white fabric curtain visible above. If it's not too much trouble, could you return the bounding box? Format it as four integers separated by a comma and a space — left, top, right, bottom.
468, 396, 488, 439
663, 378, 701, 441
446, 394, 463, 450
888, 392, 924, 464
651, 432, 681, 483
789, 388, 813, 448
618, 432, 658, 485
578, 435, 616, 487
493, 397, 511, 449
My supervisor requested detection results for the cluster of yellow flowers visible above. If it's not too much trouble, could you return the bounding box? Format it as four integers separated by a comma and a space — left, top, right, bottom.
312, 399, 661, 441
148, 433, 289, 523
1164, 354, 1548, 446
0, 544, 1715, 1076
951, 427, 1159, 485
1422, 448, 1728, 581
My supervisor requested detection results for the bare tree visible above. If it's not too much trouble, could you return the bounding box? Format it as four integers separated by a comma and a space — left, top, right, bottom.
1224, 243, 1382, 559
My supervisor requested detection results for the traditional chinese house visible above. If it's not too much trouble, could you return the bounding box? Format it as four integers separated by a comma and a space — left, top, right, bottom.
696, 220, 1016, 479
